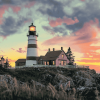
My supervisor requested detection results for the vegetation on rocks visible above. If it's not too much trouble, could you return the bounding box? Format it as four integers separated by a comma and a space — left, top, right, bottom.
0, 65, 100, 100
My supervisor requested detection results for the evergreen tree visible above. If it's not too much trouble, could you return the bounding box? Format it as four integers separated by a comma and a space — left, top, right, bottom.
4, 57, 11, 69
66, 47, 75, 65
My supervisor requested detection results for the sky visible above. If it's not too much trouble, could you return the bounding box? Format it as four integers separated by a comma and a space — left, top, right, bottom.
0, 0, 100, 73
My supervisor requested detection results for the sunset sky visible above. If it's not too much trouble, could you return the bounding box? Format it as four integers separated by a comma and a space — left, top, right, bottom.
0, 0, 100, 73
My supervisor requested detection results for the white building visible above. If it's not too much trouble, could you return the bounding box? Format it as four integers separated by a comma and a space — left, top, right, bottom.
25, 23, 38, 66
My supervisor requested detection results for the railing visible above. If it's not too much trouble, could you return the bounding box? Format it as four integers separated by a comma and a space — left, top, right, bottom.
14, 64, 89, 69
15, 65, 76, 69
76, 65, 89, 69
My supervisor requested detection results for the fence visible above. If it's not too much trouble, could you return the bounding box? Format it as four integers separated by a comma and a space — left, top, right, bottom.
15, 65, 75, 68
76, 65, 89, 69
14, 64, 89, 69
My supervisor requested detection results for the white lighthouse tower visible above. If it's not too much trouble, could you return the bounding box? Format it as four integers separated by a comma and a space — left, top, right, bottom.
26, 23, 38, 67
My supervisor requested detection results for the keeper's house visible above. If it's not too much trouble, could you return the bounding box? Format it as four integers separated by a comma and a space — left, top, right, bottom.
15, 47, 70, 67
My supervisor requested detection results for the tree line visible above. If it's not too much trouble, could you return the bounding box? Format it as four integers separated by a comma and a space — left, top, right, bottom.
0, 56, 11, 69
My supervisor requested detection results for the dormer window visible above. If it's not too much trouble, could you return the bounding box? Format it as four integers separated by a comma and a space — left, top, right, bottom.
62, 54, 64, 58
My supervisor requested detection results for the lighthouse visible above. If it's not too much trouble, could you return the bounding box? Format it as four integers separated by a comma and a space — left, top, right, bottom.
26, 23, 38, 67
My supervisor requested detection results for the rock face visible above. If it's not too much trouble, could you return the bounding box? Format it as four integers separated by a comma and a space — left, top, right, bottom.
0, 67, 100, 100
53, 73, 74, 91
0, 74, 46, 90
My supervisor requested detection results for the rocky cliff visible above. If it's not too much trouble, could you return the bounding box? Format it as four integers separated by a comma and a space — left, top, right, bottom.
0, 66, 100, 100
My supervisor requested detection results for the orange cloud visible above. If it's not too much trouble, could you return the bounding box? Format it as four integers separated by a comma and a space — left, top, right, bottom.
8, 58, 16, 62
49, 16, 79, 27
42, 18, 100, 73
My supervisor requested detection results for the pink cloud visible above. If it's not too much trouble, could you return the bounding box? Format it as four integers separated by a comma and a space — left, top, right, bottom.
24, 19, 32, 24
81, 0, 85, 1
25, 47, 27, 50
42, 18, 100, 72
0, 35, 8, 40
49, 16, 79, 27
11, 6, 21, 13
11, 48, 15, 50
0, 5, 9, 24
0, 5, 21, 24
24, 1, 35, 8
16, 48, 26, 53
0, 50, 5, 53
43, 49, 48, 51
63, 17, 79, 25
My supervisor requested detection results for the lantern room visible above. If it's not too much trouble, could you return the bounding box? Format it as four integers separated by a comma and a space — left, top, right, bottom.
30, 26, 35, 31
29, 23, 36, 31
28, 23, 38, 36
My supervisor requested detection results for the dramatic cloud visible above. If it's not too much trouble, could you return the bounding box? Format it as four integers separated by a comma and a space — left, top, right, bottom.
0, 16, 30, 39
49, 16, 79, 27
41, 18, 100, 70
0, 5, 9, 24
10, 6, 21, 13
24, 1, 35, 8
0, 0, 100, 72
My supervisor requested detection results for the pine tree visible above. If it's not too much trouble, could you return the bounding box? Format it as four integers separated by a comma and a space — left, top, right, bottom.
66, 47, 75, 65
4, 57, 11, 69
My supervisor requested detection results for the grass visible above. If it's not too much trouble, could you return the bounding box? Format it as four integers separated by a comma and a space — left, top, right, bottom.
0, 65, 94, 100
0, 75, 77, 100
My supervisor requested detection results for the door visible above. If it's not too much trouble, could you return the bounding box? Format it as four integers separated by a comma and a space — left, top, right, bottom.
49, 60, 52, 65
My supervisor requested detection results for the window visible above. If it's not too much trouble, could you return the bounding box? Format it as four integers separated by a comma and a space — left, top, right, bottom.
62, 54, 64, 58
61, 61, 63, 65
53, 61, 55, 65
47, 61, 49, 65
64, 61, 66, 65
41, 61, 42, 64
44, 61, 46, 65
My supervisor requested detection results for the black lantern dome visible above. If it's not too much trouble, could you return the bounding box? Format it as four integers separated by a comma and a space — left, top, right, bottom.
28, 23, 38, 36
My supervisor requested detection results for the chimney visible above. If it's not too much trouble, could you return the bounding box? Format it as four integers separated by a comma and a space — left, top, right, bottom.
53, 48, 55, 51
48, 48, 50, 52
61, 47, 63, 51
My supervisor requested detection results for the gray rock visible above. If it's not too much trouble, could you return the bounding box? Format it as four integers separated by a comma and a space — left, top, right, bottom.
53, 73, 74, 91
